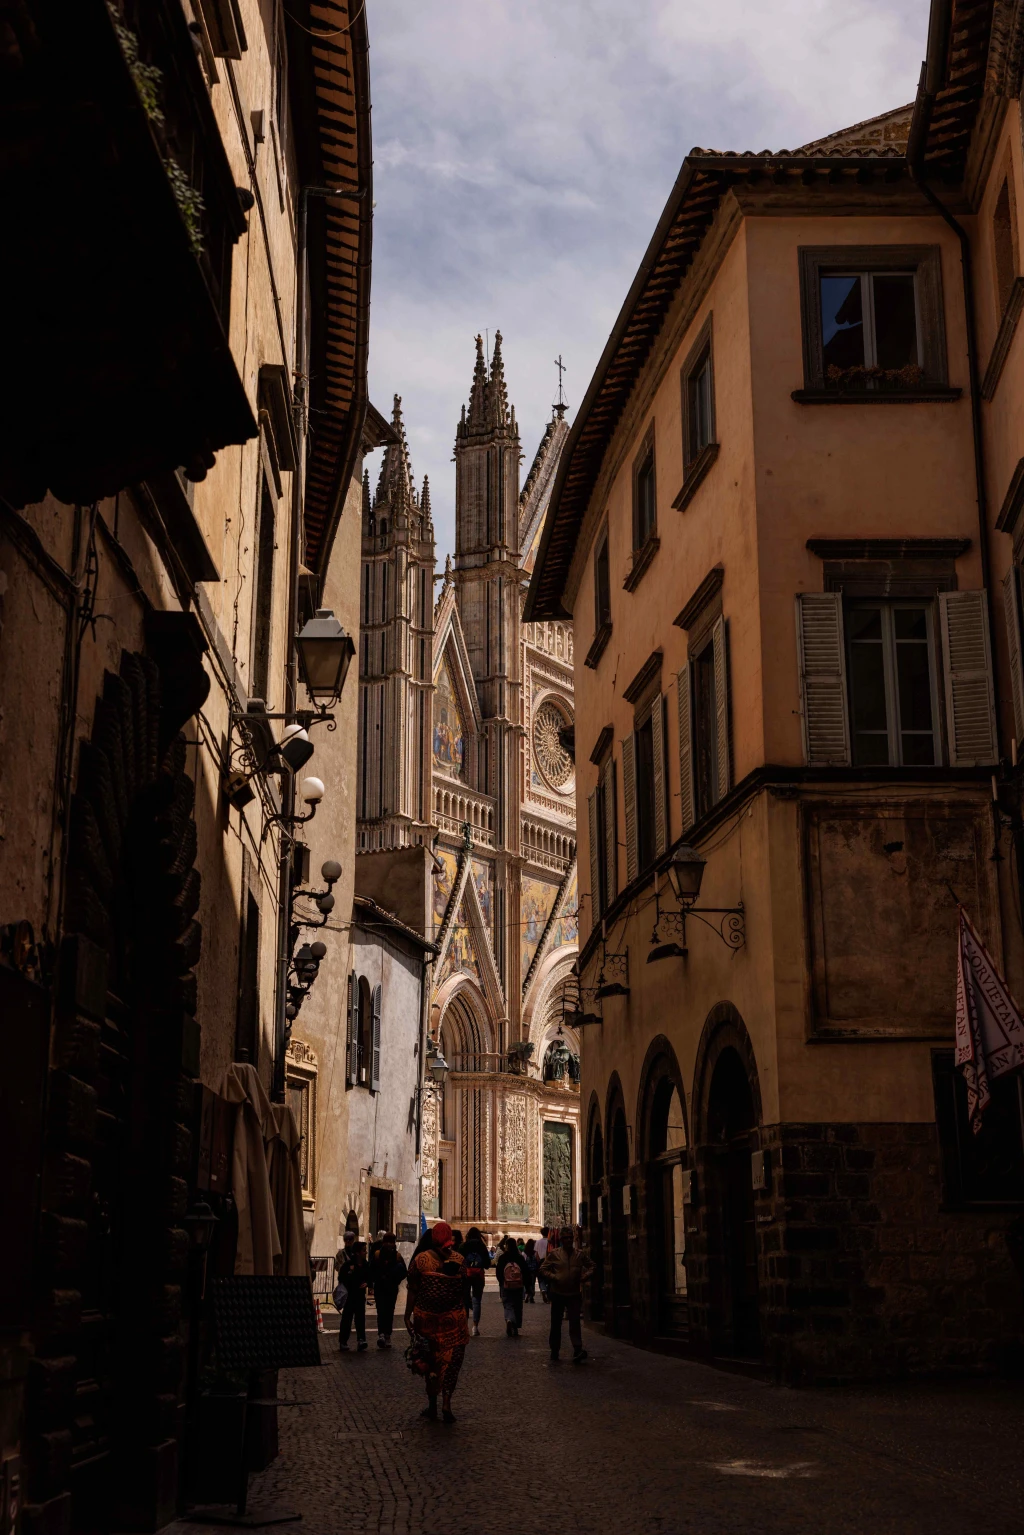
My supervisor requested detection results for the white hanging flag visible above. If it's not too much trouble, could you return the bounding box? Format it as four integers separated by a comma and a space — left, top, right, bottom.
954, 906, 1024, 1133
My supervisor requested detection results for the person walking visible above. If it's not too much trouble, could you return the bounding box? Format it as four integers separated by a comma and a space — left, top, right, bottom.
335, 1232, 370, 1352
534, 1226, 551, 1303
368, 1231, 408, 1349
522, 1238, 538, 1303
404, 1221, 468, 1423
459, 1226, 491, 1337
496, 1235, 525, 1337
540, 1226, 592, 1364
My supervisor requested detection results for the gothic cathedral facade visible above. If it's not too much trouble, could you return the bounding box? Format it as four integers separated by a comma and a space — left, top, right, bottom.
356, 335, 580, 1236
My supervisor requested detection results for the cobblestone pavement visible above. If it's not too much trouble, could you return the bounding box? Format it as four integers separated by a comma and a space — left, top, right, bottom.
172, 1293, 1024, 1534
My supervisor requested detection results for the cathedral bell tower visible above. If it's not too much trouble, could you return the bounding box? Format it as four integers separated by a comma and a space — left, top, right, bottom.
453, 333, 521, 841
357, 395, 435, 850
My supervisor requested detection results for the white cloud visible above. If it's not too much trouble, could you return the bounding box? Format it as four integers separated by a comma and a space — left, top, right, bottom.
365, 0, 927, 554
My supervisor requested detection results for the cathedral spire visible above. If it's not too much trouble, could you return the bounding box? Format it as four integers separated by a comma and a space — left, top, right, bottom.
362, 467, 373, 535
375, 393, 417, 519
487, 329, 510, 429
421, 475, 432, 526
466, 334, 488, 429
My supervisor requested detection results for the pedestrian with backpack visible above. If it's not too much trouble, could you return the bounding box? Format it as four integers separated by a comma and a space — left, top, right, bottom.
334, 1232, 370, 1352
368, 1231, 408, 1349
496, 1234, 525, 1337
459, 1226, 491, 1337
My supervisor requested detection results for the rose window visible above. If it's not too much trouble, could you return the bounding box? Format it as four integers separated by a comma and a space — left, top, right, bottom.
533, 702, 573, 791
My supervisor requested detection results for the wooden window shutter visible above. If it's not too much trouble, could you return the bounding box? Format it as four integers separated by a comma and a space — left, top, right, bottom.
622, 734, 638, 885
712, 615, 731, 802
651, 693, 669, 855
939, 590, 998, 764
1003, 567, 1024, 746
370, 984, 382, 1094
346, 971, 358, 1088
796, 593, 851, 766
676, 663, 694, 832
602, 758, 617, 905
588, 789, 602, 920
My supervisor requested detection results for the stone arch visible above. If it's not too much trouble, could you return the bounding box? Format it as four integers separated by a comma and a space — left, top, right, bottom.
691, 1001, 762, 1145
604, 1072, 630, 1174
435, 977, 495, 1069
637, 1034, 689, 1163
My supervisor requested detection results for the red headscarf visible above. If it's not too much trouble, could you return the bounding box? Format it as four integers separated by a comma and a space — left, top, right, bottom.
431, 1220, 454, 1247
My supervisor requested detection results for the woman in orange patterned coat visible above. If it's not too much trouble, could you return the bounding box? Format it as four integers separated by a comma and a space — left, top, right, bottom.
404, 1221, 468, 1423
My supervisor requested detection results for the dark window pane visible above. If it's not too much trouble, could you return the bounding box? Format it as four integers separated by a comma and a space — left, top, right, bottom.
693, 645, 716, 819
902, 732, 936, 766
636, 456, 656, 547
821, 275, 865, 372
872, 274, 918, 369
895, 631, 933, 732
688, 354, 712, 460
893, 606, 928, 641
595, 539, 610, 627
852, 732, 891, 766
849, 605, 889, 766
847, 606, 882, 642
849, 640, 887, 734
635, 715, 656, 870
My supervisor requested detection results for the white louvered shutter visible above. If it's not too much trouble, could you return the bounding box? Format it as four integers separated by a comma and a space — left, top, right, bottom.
602, 759, 617, 905
652, 694, 669, 855
370, 984, 382, 1094
939, 590, 998, 764
1003, 566, 1024, 747
712, 616, 731, 802
622, 735, 638, 885
346, 971, 358, 1088
588, 789, 602, 920
796, 594, 851, 766
676, 664, 694, 832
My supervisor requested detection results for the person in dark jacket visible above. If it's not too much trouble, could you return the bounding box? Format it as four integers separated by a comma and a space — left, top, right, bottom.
368, 1232, 408, 1349
335, 1233, 370, 1351
522, 1238, 538, 1303
496, 1235, 526, 1337
459, 1226, 491, 1337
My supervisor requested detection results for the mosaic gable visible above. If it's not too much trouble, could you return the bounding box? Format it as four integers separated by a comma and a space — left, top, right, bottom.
433, 661, 464, 777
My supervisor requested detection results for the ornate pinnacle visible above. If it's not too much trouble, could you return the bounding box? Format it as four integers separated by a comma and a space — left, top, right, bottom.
375, 392, 416, 514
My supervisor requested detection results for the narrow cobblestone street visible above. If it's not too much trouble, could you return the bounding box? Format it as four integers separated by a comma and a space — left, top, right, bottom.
172, 1294, 1024, 1534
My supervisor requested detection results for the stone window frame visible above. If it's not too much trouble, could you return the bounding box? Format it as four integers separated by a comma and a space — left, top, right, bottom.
674, 313, 719, 514
625, 422, 660, 591
794, 244, 958, 403
285, 1037, 319, 1209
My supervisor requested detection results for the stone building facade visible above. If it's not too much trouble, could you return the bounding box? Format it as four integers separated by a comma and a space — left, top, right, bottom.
528, 0, 1024, 1382
355, 338, 581, 1238
0, 1, 372, 1528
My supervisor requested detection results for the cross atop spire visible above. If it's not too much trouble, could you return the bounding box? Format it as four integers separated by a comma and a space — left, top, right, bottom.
375, 393, 417, 516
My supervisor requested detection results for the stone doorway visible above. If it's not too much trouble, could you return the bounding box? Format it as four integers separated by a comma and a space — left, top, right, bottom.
542, 1120, 573, 1227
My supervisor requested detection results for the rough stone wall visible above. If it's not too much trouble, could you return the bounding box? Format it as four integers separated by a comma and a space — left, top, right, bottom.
703, 1123, 1022, 1382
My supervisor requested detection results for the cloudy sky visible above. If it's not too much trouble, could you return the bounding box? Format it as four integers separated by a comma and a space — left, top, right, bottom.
365, 0, 927, 559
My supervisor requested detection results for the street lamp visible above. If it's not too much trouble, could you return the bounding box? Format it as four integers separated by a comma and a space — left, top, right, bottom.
425, 1037, 449, 1086
666, 845, 706, 906
295, 608, 355, 705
